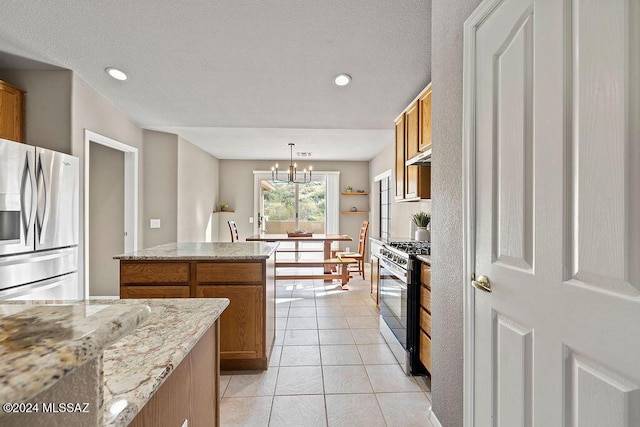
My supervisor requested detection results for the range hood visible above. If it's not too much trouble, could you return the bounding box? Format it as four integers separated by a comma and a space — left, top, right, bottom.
405, 149, 431, 166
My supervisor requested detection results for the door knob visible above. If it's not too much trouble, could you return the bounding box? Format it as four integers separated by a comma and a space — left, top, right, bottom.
471, 274, 491, 293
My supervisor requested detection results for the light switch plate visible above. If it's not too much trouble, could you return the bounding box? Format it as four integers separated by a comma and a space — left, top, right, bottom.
249, 216, 254, 223
150, 219, 161, 229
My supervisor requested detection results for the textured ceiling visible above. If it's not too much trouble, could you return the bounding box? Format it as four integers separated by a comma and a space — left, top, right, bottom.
0, 0, 431, 160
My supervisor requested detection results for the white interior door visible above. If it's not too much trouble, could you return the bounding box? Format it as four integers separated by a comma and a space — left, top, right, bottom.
465, 0, 640, 426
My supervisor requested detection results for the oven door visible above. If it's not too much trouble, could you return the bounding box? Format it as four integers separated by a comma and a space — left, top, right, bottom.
379, 258, 408, 349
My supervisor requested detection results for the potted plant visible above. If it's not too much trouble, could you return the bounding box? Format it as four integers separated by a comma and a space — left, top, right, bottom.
219, 203, 229, 212
346, 185, 353, 192
411, 211, 431, 241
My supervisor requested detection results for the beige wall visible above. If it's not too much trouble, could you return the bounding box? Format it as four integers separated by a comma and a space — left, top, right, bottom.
142, 131, 219, 245
89, 143, 124, 296
218, 159, 369, 247
71, 74, 144, 297
430, 0, 482, 425
0, 69, 72, 153
177, 136, 219, 242
369, 142, 431, 240
142, 130, 178, 247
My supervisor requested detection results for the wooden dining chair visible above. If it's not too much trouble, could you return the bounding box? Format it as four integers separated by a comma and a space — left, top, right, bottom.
337, 220, 369, 280
228, 220, 239, 242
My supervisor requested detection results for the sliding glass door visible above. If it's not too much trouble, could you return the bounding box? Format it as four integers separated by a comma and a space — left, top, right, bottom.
262, 179, 326, 234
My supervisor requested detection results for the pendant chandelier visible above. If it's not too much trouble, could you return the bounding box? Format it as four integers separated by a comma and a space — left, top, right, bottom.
271, 143, 313, 184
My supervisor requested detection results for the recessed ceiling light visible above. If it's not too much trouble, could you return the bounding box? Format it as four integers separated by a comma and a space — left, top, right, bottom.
334, 74, 351, 86
106, 67, 127, 81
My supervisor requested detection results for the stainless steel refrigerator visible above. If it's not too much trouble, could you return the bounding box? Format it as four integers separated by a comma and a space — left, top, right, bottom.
0, 137, 80, 300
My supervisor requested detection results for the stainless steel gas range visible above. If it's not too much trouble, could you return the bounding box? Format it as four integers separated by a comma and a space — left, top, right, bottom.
378, 241, 430, 375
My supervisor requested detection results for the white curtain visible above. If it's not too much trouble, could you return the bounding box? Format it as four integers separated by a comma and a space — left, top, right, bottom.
324, 172, 340, 247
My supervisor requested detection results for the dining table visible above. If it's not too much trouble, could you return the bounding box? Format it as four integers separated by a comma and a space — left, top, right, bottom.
245, 233, 353, 278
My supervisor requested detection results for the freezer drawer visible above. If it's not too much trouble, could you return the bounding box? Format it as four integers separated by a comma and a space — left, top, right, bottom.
0, 247, 78, 290
0, 272, 79, 300
35, 147, 79, 251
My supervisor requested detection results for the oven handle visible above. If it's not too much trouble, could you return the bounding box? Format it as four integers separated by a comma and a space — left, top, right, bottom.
380, 259, 408, 284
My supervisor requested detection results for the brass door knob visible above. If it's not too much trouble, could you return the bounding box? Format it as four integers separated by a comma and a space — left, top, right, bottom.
471, 274, 491, 293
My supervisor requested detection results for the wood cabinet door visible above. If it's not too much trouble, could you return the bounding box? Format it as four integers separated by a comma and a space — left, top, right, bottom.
405, 100, 420, 160
418, 84, 432, 152
0, 81, 25, 143
197, 285, 263, 360
394, 115, 405, 200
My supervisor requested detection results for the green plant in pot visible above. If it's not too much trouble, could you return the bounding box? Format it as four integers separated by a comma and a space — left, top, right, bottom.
411, 212, 431, 241
219, 203, 229, 212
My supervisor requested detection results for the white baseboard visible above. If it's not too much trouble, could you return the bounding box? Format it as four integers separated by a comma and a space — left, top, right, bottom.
87, 295, 119, 300
428, 406, 443, 427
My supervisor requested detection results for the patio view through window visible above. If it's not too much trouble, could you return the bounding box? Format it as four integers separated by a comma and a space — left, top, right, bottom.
263, 180, 326, 234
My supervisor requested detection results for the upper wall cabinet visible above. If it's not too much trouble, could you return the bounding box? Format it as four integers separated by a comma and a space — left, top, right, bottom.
419, 84, 432, 152
0, 80, 25, 143
395, 83, 432, 201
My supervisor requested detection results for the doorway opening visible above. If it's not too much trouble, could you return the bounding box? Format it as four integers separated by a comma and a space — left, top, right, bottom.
84, 130, 138, 298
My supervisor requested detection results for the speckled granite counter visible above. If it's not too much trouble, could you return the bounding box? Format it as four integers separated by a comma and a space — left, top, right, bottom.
416, 254, 431, 264
96, 298, 229, 427
114, 241, 278, 260
0, 302, 150, 406
0, 298, 228, 427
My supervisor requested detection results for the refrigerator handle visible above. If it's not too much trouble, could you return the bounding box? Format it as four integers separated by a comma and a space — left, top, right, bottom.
36, 154, 51, 245
20, 152, 36, 241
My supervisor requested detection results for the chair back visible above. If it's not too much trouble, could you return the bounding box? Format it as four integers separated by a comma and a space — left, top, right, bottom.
357, 220, 369, 256
228, 220, 239, 242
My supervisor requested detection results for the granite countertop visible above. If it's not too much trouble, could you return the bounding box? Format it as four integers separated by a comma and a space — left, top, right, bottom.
0, 302, 150, 406
416, 254, 431, 264
98, 298, 229, 427
113, 241, 279, 260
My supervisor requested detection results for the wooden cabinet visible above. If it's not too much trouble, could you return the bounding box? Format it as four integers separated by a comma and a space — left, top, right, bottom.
197, 284, 264, 366
419, 262, 432, 374
370, 255, 380, 306
129, 322, 220, 427
394, 115, 405, 200
405, 101, 420, 160
419, 84, 432, 152
394, 83, 432, 201
120, 257, 275, 370
0, 80, 25, 143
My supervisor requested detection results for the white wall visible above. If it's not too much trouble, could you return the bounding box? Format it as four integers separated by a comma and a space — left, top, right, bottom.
177, 136, 219, 242
142, 130, 178, 247
0, 70, 72, 153
142, 131, 220, 245
71, 74, 145, 297
430, 0, 482, 425
218, 159, 369, 246
369, 142, 431, 240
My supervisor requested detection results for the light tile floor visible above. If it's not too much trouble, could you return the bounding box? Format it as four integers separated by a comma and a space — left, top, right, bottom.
220, 269, 434, 427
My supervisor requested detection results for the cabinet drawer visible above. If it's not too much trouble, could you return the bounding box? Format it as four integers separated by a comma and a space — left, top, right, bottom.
419, 330, 432, 372
420, 308, 432, 336
121, 263, 189, 283
420, 263, 431, 287
420, 285, 431, 313
197, 262, 262, 283
121, 285, 190, 299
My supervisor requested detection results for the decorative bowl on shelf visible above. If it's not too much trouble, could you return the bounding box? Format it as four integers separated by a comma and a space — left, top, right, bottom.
356, 190, 365, 193
350, 207, 358, 212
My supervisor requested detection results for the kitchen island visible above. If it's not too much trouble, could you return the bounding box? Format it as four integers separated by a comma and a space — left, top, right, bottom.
0, 297, 229, 427
115, 242, 278, 370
